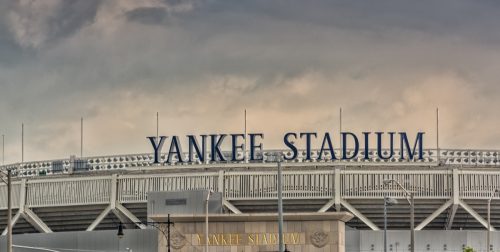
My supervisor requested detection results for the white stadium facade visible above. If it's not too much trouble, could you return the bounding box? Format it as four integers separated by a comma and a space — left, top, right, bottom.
1, 145, 500, 251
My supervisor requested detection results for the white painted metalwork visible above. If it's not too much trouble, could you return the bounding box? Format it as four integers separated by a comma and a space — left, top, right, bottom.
459, 170, 500, 199
0, 168, 499, 209
26, 177, 111, 207
341, 170, 452, 199
0, 182, 22, 209
118, 173, 219, 203
1, 148, 499, 178
1, 157, 500, 233
224, 170, 334, 200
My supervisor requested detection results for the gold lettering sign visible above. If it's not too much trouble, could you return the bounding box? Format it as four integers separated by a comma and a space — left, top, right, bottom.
196, 233, 301, 246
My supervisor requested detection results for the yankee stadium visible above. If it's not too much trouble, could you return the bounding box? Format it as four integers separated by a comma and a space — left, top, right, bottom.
1, 131, 500, 252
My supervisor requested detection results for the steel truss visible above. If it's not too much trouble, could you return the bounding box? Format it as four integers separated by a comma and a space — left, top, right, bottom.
1, 166, 500, 233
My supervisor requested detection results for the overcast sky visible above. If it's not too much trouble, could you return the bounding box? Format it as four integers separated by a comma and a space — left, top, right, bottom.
1, 0, 500, 163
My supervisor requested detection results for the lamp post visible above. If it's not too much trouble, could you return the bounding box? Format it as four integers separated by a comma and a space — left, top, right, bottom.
487, 189, 499, 252
277, 154, 284, 252
1, 168, 12, 252
384, 179, 415, 252
384, 195, 398, 252
268, 152, 285, 252
205, 190, 213, 252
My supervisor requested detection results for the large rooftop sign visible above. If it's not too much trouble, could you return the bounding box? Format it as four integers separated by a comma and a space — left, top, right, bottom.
148, 132, 424, 164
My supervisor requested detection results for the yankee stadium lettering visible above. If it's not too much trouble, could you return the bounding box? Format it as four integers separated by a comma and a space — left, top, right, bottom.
148, 132, 424, 164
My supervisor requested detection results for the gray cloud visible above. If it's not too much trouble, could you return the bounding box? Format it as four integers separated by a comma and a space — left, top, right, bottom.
126, 7, 169, 25
1, 0, 500, 163
5, 0, 100, 49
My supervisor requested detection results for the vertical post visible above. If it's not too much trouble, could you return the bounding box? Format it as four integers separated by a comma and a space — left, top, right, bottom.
334, 168, 341, 212
2, 134, 4, 165
410, 193, 415, 252
7, 169, 12, 252
384, 195, 388, 252
205, 191, 211, 252
81, 117, 83, 158
339, 108, 342, 150
156, 112, 159, 167
244, 109, 247, 163
488, 199, 491, 252
167, 214, 171, 252
436, 108, 440, 164
277, 156, 284, 252
21, 123, 24, 163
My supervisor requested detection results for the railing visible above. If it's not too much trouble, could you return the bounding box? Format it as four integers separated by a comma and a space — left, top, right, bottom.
118, 173, 219, 203
0, 182, 22, 209
342, 170, 452, 199
26, 177, 111, 207
224, 170, 334, 200
1, 148, 500, 178
2, 168, 500, 209
459, 170, 500, 199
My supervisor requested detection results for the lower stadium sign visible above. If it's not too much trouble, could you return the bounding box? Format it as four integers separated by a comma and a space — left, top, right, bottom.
195, 232, 301, 246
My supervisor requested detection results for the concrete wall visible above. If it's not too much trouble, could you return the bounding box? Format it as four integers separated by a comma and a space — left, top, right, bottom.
2, 226, 499, 252
346, 230, 500, 252
0, 229, 158, 252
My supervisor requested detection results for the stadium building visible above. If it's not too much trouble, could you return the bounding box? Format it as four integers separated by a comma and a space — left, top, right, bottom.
1, 138, 500, 251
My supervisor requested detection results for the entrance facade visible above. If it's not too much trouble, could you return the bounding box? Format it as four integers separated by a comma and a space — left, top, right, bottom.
152, 212, 353, 252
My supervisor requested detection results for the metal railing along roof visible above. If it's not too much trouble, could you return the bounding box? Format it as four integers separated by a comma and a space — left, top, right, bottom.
0, 148, 499, 177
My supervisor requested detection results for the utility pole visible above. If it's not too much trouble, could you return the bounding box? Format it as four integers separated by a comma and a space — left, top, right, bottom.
277, 153, 284, 252
384, 194, 388, 252
7, 169, 12, 252
410, 193, 415, 252
487, 189, 499, 252
383, 179, 414, 252
488, 198, 491, 252
205, 190, 213, 252
166, 214, 173, 252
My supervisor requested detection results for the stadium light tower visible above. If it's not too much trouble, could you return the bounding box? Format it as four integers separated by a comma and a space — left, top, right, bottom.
384, 179, 415, 252
487, 189, 500, 252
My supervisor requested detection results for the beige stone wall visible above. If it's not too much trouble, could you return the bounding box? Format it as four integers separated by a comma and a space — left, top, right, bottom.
158, 218, 346, 252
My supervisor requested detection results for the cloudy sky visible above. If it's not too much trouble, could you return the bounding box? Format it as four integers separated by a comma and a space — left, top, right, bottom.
1, 0, 500, 163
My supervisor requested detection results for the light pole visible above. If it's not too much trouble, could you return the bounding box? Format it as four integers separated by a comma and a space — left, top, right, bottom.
268, 152, 284, 252
277, 153, 284, 252
205, 190, 213, 252
487, 189, 499, 252
384, 179, 415, 252
384, 195, 398, 252
1, 168, 12, 252
2, 134, 4, 165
